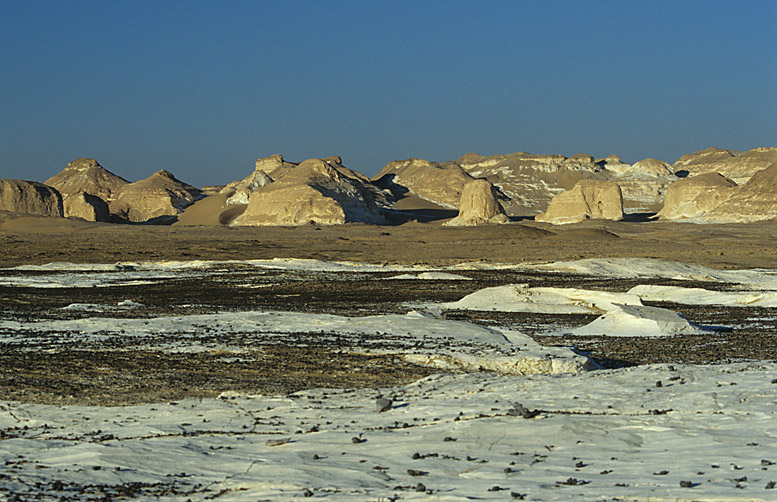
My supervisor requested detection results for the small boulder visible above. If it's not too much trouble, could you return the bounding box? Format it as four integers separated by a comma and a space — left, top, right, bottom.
535, 180, 623, 224
445, 179, 509, 226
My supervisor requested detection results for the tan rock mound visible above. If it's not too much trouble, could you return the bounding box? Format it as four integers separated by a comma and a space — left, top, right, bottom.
699, 164, 777, 223
627, 158, 674, 178
454, 152, 605, 216
110, 170, 202, 223
63, 191, 111, 222
372, 159, 474, 209
535, 179, 623, 225
673, 147, 777, 184
445, 179, 509, 226
45, 158, 129, 203
612, 158, 677, 214
232, 158, 384, 226
657, 173, 737, 221
0, 180, 63, 217
597, 155, 632, 176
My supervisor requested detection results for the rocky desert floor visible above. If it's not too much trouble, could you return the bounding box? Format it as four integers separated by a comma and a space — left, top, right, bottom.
1, 214, 776, 500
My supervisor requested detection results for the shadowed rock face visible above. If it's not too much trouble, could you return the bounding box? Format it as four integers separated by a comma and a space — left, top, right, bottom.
45, 158, 129, 203
232, 158, 385, 226
109, 170, 202, 223
0, 179, 63, 217
535, 179, 623, 225
673, 147, 777, 184
658, 173, 737, 221
63, 191, 111, 222
445, 179, 509, 226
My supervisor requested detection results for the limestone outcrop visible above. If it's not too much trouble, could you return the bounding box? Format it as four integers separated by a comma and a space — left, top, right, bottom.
63, 191, 111, 222
612, 158, 677, 213
0, 180, 63, 217
110, 170, 202, 223
232, 158, 384, 226
535, 179, 623, 225
597, 155, 632, 176
372, 159, 474, 209
45, 158, 129, 203
628, 158, 674, 178
445, 179, 510, 226
657, 173, 738, 221
699, 164, 777, 223
673, 147, 777, 184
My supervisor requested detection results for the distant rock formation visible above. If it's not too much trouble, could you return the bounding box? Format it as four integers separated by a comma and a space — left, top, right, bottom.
628, 158, 674, 178
372, 159, 474, 209
63, 191, 111, 222
456, 152, 604, 216
596, 155, 632, 176
698, 164, 777, 223
535, 179, 623, 225
45, 158, 129, 203
445, 179, 510, 226
232, 157, 384, 226
110, 170, 202, 223
610, 158, 677, 214
673, 147, 777, 184
658, 173, 737, 221
0, 179, 63, 217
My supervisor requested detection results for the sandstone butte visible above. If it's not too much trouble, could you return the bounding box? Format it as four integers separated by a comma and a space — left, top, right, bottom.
45, 158, 129, 222
535, 179, 624, 225
444, 178, 510, 226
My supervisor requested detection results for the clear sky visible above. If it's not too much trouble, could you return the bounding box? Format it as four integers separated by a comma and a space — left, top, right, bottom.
1, 0, 775, 187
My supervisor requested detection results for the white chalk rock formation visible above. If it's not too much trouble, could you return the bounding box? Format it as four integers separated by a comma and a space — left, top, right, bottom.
698, 164, 777, 223
45, 158, 129, 203
612, 158, 677, 213
0, 179, 63, 217
657, 172, 738, 220
572, 304, 711, 337
372, 158, 474, 209
232, 158, 384, 226
628, 158, 674, 178
62, 191, 110, 222
673, 146, 777, 184
445, 179, 509, 226
110, 170, 202, 223
535, 179, 623, 224
597, 155, 632, 176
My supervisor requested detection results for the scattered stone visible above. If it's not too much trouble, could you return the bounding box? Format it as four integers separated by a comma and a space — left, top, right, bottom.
376, 397, 393, 412
679, 480, 694, 488
351, 437, 364, 444
303, 488, 314, 497
415, 483, 426, 492
407, 469, 426, 477
766, 481, 775, 489
265, 438, 290, 447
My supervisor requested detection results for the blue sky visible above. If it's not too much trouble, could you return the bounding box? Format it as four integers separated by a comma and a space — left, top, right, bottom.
1, 0, 775, 187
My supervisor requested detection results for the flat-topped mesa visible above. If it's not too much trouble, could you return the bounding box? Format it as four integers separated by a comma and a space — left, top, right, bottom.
673, 146, 777, 184
0, 179, 63, 217
232, 157, 385, 226
444, 179, 510, 226
45, 158, 129, 201
535, 179, 623, 225
373, 158, 475, 209
657, 172, 737, 221
109, 170, 202, 223
697, 164, 777, 223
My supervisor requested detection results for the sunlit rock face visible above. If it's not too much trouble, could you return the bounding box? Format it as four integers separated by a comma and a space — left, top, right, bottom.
62, 191, 111, 222
444, 179, 509, 226
0, 179, 63, 217
535, 179, 623, 225
372, 158, 475, 210
45, 158, 129, 204
109, 170, 202, 223
673, 146, 777, 185
657, 172, 738, 221
232, 157, 385, 226
696, 164, 777, 223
